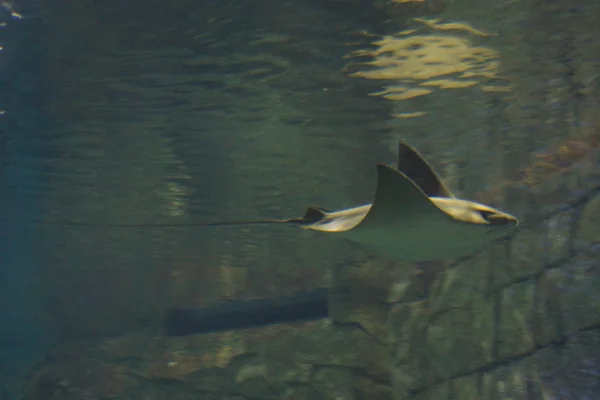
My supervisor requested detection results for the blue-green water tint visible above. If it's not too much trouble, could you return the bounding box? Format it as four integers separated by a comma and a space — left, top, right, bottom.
33, 0, 399, 341
0, 11, 49, 388
3, 0, 600, 399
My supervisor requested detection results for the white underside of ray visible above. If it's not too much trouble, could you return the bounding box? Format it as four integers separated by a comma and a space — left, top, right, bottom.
300, 198, 492, 233
301, 201, 499, 262
299, 165, 515, 262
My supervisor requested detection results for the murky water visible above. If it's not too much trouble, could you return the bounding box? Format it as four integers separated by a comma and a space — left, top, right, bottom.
1, 0, 599, 399
32, 0, 404, 338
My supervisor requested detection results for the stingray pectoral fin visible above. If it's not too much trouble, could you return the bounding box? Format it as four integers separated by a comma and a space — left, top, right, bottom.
351, 163, 453, 231
397, 141, 454, 198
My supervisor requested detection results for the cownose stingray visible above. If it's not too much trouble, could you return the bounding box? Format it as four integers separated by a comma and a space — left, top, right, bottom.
67, 141, 518, 262
230, 140, 518, 261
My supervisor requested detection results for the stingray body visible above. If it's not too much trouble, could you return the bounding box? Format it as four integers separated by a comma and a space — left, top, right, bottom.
298, 193, 516, 262
280, 142, 518, 261
58, 141, 519, 262
184, 142, 518, 261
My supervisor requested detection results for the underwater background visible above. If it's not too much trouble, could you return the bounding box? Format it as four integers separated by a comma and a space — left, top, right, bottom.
1, 0, 599, 399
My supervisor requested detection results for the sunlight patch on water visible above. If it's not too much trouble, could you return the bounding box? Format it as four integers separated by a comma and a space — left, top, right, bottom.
347, 19, 512, 118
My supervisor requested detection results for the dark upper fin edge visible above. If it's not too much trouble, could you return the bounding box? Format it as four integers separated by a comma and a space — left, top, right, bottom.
396, 140, 454, 198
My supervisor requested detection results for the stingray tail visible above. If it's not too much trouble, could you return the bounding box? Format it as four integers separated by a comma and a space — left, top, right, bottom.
40, 206, 329, 228
40, 219, 295, 228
